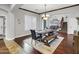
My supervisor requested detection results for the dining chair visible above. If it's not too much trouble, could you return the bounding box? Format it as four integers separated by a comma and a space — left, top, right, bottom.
30, 29, 42, 45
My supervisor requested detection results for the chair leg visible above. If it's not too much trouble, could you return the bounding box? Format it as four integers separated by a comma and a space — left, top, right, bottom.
31, 39, 36, 46
39, 38, 42, 42
35, 40, 36, 46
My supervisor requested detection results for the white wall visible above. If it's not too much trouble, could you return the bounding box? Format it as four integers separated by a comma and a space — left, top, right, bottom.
0, 5, 42, 40
1, 4, 79, 40
67, 17, 77, 34
6, 12, 15, 40
0, 5, 41, 39
0, 5, 15, 40
40, 6, 79, 34
13, 9, 40, 38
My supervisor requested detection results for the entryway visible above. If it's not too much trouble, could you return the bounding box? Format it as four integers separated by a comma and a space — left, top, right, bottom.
0, 16, 5, 39
61, 22, 67, 33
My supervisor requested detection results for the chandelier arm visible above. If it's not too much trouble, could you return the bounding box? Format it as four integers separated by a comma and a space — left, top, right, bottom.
45, 4, 46, 17
42, 4, 49, 20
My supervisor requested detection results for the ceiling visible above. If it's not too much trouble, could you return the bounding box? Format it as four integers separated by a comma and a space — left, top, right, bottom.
0, 4, 11, 8
21, 4, 74, 13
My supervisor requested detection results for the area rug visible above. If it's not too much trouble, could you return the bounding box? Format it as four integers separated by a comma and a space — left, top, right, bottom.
24, 36, 64, 54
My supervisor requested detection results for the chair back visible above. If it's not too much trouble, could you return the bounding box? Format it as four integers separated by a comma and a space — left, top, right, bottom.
30, 30, 36, 40
50, 25, 58, 30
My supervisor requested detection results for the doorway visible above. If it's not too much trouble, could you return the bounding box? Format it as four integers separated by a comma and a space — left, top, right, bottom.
61, 22, 67, 33
0, 16, 5, 39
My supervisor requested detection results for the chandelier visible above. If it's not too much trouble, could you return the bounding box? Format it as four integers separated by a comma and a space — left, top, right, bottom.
42, 4, 49, 20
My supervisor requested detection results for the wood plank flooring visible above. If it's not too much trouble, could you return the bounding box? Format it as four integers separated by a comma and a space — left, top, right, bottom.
54, 32, 74, 54
0, 39, 9, 54
14, 32, 74, 54
0, 32, 75, 54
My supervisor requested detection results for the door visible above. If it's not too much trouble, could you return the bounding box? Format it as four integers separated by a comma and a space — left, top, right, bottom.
0, 16, 5, 36
61, 22, 67, 33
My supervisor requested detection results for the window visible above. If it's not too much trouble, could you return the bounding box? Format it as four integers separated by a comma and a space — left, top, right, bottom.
25, 15, 37, 31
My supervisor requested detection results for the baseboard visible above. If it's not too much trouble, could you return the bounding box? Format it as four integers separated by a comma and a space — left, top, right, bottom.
15, 34, 31, 39
15, 33, 31, 38
4, 37, 15, 40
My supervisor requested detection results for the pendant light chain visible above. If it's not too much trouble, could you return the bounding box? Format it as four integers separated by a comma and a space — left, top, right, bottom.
42, 4, 49, 20
45, 4, 46, 17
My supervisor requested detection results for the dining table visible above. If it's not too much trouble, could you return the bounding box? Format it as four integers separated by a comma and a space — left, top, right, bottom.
36, 29, 55, 35
36, 28, 60, 37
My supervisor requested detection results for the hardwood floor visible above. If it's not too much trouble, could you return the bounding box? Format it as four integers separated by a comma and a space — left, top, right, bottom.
0, 39, 9, 54
0, 32, 75, 54
14, 32, 74, 54
14, 35, 41, 54
54, 32, 74, 54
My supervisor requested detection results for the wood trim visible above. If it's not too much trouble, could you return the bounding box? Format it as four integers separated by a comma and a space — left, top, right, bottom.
19, 8, 40, 15
40, 4, 79, 14
19, 4, 79, 15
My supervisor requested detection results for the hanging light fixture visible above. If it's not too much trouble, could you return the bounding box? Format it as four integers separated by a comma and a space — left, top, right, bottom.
42, 4, 49, 20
